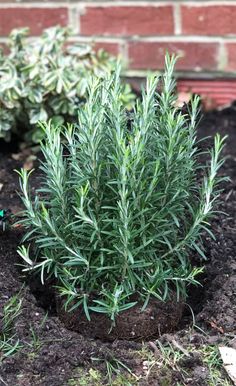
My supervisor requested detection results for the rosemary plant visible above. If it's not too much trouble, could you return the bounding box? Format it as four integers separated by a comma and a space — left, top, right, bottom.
17, 55, 225, 321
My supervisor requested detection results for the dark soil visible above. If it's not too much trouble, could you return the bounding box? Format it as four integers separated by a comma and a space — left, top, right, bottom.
0, 106, 236, 385
58, 294, 184, 341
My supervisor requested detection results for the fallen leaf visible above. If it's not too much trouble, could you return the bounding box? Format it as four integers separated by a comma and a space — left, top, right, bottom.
219, 346, 236, 385
23, 155, 37, 171
175, 92, 192, 108
209, 320, 224, 334
11, 153, 21, 161
12, 223, 23, 229
201, 94, 218, 111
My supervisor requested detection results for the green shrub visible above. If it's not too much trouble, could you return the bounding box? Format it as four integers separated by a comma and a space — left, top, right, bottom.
0, 26, 134, 142
17, 55, 225, 322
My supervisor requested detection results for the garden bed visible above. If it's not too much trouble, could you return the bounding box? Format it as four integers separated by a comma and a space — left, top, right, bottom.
0, 106, 236, 385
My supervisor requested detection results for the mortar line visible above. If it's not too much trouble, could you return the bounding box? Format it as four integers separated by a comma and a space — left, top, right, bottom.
174, 2, 182, 36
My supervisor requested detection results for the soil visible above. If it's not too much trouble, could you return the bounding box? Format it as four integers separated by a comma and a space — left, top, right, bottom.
57, 294, 184, 341
0, 105, 236, 385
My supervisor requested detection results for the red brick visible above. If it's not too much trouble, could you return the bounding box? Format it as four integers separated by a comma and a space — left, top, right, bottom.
80, 6, 174, 36
0, 42, 9, 54
94, 42, 120, 56
182, 5, 236, 35
128, 42, 219, 71
0, 8, 68, 36
178, 79, 236, 109
225, 43, 236, 71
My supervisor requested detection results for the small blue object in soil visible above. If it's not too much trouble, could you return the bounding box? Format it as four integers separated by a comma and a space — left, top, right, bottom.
0, 209, 10, 231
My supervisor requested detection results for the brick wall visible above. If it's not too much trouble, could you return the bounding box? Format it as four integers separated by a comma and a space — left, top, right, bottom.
1, 1, 236, 106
